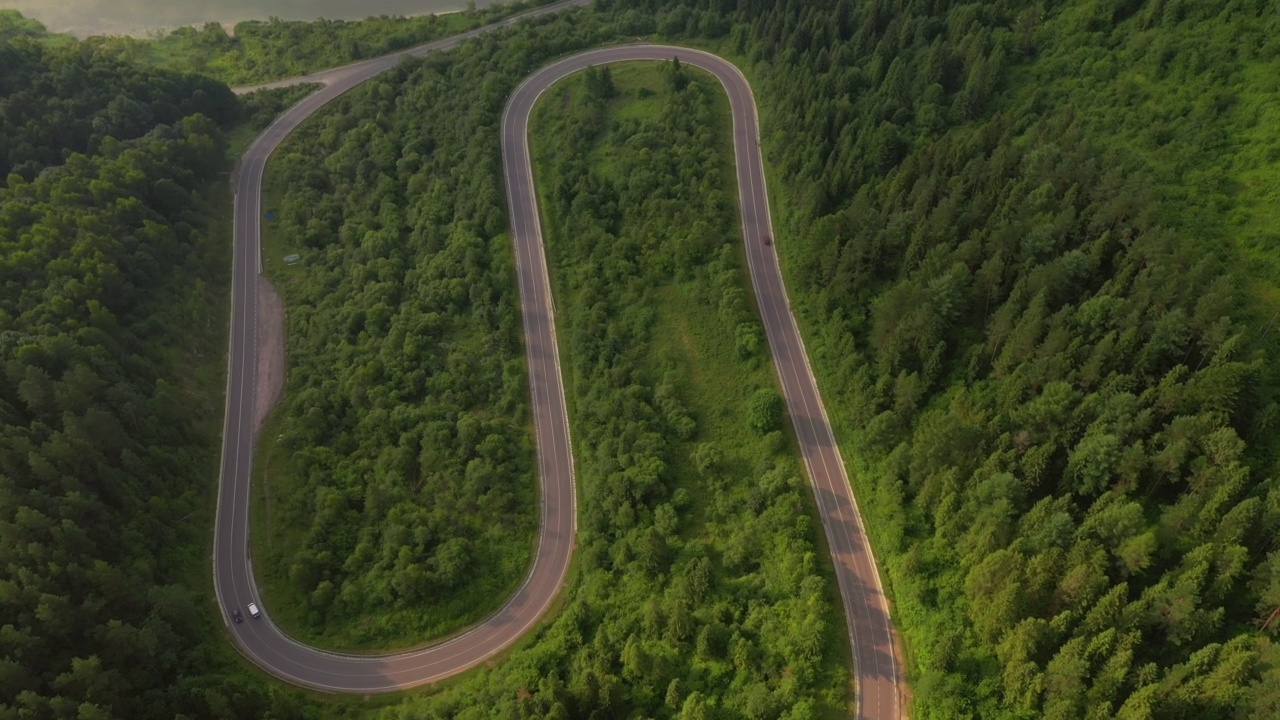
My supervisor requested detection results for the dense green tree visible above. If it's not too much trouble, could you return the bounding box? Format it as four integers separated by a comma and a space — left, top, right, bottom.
0, 15, 236, 180
746, 388, 784, 435
0, 31, 294, 718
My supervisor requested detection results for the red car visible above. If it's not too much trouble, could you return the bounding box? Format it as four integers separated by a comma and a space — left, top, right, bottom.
762, 235, 772, 246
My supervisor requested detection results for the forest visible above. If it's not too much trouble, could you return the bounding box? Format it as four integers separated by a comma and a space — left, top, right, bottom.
0, 10, 237, 180
0, 23, 303, 720
4, 0, 1280, 718
659, 0, 1278, 717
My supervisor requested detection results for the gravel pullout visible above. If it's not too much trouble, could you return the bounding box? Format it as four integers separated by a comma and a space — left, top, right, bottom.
254, 275, 285, 436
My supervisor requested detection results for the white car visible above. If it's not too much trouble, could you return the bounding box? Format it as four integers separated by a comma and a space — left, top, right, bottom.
247, 602, 261, 619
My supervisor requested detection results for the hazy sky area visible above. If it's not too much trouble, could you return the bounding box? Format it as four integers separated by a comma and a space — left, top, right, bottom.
0, 0, 492, 37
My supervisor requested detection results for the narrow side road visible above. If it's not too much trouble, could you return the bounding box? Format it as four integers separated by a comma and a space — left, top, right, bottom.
217, 13, 905, 715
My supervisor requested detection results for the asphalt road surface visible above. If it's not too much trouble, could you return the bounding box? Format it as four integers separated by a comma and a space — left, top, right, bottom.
217, 13, 904, 717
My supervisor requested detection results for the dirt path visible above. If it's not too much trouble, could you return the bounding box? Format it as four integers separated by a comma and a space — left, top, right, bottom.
255, 275, 285, 435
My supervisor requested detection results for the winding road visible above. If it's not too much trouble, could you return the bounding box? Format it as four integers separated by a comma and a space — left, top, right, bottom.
217, 9, 903, 718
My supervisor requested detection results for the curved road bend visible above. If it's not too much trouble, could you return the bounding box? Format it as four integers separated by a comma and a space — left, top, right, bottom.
217, 0, 587, 693
505, 48, 903, 720
218, 20, 905, 718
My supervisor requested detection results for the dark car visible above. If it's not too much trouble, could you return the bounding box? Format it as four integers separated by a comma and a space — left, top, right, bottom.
762, 235, 772, 246
232, 608, 244, 624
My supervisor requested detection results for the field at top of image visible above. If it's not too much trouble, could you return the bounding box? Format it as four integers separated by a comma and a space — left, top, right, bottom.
0, 0, 489, 37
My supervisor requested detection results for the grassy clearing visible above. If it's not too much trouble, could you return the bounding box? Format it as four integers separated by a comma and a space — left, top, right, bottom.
645, 277, 855, 685
257, 164, 306, 286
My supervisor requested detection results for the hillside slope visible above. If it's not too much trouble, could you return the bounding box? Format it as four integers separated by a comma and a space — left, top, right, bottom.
661, 0, 1280, 716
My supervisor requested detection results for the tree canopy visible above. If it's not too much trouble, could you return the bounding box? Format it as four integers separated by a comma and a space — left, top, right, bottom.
0, 11, 236, 181
0, 45, 287, 720
251, 59, 543, 643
